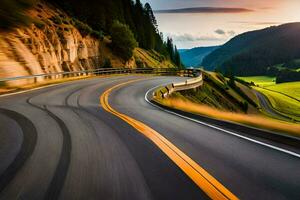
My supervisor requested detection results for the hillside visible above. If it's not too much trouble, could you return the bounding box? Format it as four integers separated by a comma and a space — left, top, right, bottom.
202, 23, 300, 76
0, 1, 175, 86
170, 71, 259, 114
179, 46, 219, 67
239, 76, 300, 121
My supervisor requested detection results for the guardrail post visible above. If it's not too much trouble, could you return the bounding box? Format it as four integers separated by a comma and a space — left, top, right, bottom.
165, 86, 170, 95
160, 91, 165, 99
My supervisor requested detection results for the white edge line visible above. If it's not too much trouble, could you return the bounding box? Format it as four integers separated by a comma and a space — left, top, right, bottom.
145, 85, 300, 159
0, 83, 66, 98
0, 76, 102, 98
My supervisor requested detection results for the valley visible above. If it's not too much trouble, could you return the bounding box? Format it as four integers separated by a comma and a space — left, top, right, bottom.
238, 76, 300, 122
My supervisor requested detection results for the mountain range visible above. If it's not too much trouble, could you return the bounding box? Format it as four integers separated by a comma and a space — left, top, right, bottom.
202, 22, 300, 76
179, 46, 219, 67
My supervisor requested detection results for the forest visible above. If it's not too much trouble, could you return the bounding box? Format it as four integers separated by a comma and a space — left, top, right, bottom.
48, 0, 181, 65
202, 23, 300, 77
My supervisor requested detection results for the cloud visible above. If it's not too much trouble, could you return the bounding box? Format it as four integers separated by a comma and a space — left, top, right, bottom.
166, 33, 223, 42
215, 29, 226, 35
231, 21, 281, 25
227, 30, 236, 36
154, 7, 254, 14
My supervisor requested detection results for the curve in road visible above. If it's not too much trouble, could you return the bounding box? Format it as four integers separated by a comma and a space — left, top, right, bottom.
0, 75, 299, 200
101, 79, 238, 200
254, 90, 296, 122
0, 108, 37, 193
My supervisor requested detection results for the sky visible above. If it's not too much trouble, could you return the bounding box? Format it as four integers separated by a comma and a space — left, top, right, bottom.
141, 0, 300, 49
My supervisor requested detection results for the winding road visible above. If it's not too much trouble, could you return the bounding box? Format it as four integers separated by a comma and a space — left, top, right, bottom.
254, 90, 296, 122
0, 75, 299, 200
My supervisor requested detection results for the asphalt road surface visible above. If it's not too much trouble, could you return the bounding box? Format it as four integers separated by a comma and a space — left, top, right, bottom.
0, 75, 299, 200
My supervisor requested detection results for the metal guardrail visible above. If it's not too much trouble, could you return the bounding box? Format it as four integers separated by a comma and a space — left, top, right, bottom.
0, 68, 197, 86
158, 72, 203, 98
0, 68, 166, 82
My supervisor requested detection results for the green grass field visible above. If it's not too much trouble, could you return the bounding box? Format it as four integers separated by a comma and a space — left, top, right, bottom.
265, 82, 300, 101
239, 76, 300, 122
255, 87, 300, 121
238, 76, 276, 87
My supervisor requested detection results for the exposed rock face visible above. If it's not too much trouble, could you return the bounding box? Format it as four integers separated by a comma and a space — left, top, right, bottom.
0, 2, 175, 86
0, 3, 101, 85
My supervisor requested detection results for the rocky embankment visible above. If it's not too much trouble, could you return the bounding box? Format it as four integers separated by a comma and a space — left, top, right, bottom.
0, 2, 141, 86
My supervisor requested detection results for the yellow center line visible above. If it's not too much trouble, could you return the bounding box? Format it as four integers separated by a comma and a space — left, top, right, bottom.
100, 79, 239, 200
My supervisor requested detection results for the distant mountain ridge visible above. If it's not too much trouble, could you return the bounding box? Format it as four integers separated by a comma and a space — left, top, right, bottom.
202, 22, 300, 76
179, 46, 219, 67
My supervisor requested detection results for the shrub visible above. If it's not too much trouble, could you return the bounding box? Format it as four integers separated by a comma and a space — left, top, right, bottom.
136, 59, 145, 68
276, 69, 300, 83
241, 101, 249, 113
234, 77, 251, 88
110, 21, 138, 61
227, 78, 258, 108
50, 15, 63, 25
73, 19, 93, 37
216, 72, 226, 83
102, 58, 112, 68
62, 18, 70, 25
33, 20, 45, 29
91, 30, 104, 40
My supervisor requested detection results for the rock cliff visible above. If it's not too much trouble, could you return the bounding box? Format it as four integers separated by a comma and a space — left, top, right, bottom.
0, 2, 175, 86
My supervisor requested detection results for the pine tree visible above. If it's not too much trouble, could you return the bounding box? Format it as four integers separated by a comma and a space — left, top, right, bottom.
174, 46, 182, 68
47, 0, 176, 61
166, 37, 174, 61
144, 3, 158, 32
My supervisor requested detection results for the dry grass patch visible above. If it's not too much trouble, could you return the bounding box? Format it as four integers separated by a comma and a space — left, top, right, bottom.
157, 97, 300, 138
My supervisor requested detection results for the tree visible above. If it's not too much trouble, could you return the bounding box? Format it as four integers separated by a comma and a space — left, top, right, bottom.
166, 37, 174, 61
144, 3, 158, 32
48, 0, 176, 61
174, 45, 182, 68
110, 21, 138, 61
103, 58, 112, 68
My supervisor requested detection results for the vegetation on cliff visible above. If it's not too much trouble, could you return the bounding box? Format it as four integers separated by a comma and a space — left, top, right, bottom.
1, 0, 181, 67
47, 0, 181, 65
110, 21, 137, 61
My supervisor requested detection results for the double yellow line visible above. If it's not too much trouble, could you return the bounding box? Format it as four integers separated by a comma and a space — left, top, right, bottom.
100, 79, 239, 200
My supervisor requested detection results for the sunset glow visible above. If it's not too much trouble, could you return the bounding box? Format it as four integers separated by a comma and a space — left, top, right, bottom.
142, 0, 300, 48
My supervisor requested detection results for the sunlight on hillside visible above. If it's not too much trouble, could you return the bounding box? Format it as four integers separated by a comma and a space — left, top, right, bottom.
238, 76, 276, 87
266, 82, 300, 101
255, 87, 300, 121
158, 98, 300, 137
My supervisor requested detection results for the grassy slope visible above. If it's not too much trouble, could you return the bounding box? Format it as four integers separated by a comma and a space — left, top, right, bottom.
170, 72, 259, 114
134, 48, 175, 68
157, 98, 300, 137
266, 82, 300, 101
238, 76, 276, 87
154, 72, 300, 136
239, 76, 300, 121
255, 86, 300, 121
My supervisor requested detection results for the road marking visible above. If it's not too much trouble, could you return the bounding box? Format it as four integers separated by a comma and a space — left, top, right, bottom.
145, 86, 300, 159
0, 75, 108, 98
0, 83, 65, 98
100, 79, 239, 200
